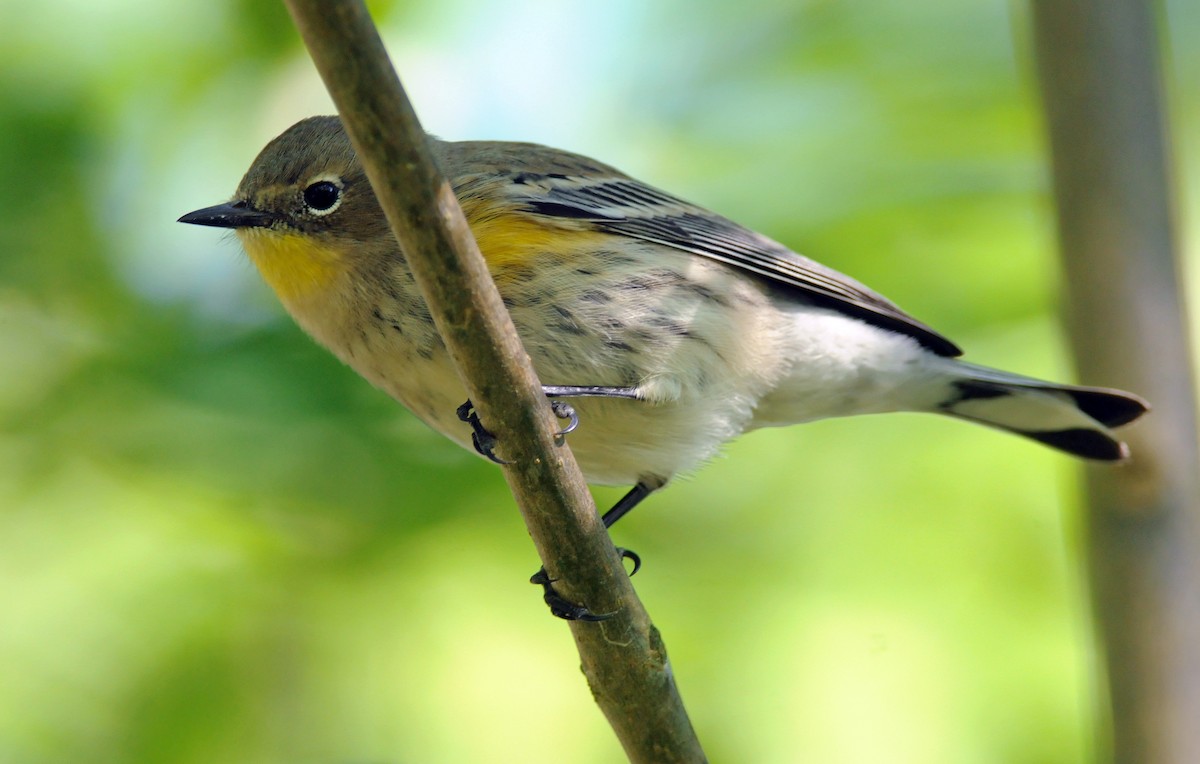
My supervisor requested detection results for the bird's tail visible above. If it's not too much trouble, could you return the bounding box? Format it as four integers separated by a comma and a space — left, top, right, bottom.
936, 362, 1148, 461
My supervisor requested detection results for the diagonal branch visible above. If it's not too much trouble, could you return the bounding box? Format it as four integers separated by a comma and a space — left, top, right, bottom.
281, 1, 706, 761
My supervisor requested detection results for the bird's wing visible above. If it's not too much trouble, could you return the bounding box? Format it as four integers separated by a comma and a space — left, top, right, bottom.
495, 168, 961, 357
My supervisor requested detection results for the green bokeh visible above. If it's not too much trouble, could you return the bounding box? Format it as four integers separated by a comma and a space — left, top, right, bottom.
1, 1, 1195, 762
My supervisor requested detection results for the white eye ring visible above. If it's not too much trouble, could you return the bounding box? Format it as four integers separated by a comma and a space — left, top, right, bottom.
302, 174, 344, 216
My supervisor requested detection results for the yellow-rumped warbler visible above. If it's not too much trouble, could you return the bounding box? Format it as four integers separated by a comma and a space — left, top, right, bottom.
181, 116, 1147, 610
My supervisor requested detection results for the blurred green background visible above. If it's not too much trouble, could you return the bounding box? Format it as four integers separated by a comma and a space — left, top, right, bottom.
1, 1, 1196, 762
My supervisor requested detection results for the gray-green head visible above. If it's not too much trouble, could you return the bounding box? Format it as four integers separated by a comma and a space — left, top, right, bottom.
179, 116, 388, 242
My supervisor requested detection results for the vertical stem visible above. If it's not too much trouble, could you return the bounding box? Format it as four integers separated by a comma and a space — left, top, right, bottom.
1030, 2, 1200, 761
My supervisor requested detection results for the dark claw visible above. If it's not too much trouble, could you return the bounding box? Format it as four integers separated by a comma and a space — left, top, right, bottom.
456, 399, 510, 465
617, 547, 642, 577
530, 567, 613, 621
454, 400, 474, 424
529, 548, 640, 621
550, 400, 579, 437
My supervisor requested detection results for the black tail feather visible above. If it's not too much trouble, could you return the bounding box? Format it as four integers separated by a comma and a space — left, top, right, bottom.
1060, 388, 1148, 428
1021, 428, 1128, 461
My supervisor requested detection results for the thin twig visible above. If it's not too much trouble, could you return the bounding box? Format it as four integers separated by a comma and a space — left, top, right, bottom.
281, 2, 706, 761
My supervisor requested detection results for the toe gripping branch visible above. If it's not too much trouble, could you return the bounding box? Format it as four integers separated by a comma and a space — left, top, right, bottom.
455, 388, 651, 622
533, 482, 657, 621
456, 385, 638, 464
455, 400, 510, 465
531, 549, 643, 622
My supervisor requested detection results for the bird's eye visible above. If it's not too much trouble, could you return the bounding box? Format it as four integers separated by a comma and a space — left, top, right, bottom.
303, 180, 342, 214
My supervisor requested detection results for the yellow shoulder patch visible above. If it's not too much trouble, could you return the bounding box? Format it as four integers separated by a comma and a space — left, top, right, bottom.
462, 200, 608, 279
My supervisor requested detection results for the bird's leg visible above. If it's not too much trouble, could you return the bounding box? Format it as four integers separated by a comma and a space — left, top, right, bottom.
456, 385, 640, 461
539, 384, 641, 401
534, 480, 658, 621
540, 385, 640, 438
600, 480, 658, 530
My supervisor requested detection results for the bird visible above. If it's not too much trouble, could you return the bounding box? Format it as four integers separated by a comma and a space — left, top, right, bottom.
180, 115, 1148, 618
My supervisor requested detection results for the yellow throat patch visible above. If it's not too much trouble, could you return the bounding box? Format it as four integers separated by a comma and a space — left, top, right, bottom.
238, 229, 345, 303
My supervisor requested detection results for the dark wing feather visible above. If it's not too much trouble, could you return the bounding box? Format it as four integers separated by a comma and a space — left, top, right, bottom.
517, 175, 962, 357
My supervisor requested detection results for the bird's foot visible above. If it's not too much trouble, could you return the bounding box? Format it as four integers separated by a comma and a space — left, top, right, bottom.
456, 400, 510, 465
531, 548, 641, 621
455, 394, 584, 460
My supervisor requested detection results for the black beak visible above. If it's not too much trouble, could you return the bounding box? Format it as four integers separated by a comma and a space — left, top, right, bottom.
178, 201, 276, 229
